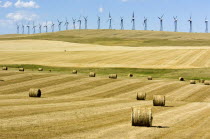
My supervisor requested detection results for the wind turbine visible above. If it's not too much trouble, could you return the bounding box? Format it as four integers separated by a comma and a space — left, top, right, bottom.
108, 12, 112, 29
57, 19, 63, 31
44, 21, 48, 33
205, 17, 208, 33
51, 21, 55, 32
22, 24, 25, 34
32, 22, 36, 34
72, 18, 76, 29
173, 16, 178, 32
188, 16, 192, 33
84, 16, 88, 29
158, 14, 164, 31
64, 18, 69, 30
78, 17, 82, 29
120, 17, 124, 30
143, 17, 148, 30
97, 16, 101, 29
39, 24, 42, 33
26, 22, 30, 34
16, 24, 20, 34
131, 12, 135, 30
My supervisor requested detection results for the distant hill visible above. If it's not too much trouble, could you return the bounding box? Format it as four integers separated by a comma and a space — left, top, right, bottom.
1, 29, 210, 46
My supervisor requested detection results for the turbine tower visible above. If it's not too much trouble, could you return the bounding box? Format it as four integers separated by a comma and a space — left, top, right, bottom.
83, 16, 88, 29
205, 17, 208, 33
158, 14, 164, 31
39, 24, 42, 33
143, 17, 147, 30
16, 24, 20, 34
78, 17, 82, 30
120, 17, 124, 30
72, 18, 76, 29
26, 22, 30, 34
97, 16, 100, 29
32, 22, 36, 34
57, 19, 63, 31
131, 12, 135, 30
173, 16, 178, 32
108, 12, 112, 29
51, 21, 55, 32
44, 21, 48, 33
188, 16, 192, 33
22, 24, 25, 34
64, 18, 69, 30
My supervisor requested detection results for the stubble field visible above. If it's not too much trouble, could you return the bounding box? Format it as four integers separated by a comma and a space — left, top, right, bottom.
0, 30, 210, 139
0, 70, 209, 139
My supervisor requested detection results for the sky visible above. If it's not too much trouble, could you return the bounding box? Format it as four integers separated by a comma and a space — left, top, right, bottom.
0, 0, 210, 34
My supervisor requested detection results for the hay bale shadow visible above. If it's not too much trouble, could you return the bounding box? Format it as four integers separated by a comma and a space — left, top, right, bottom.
152, 126, 169, 128
164, 106, 174, 107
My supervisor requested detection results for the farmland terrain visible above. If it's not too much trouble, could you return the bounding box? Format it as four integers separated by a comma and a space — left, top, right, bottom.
0, 71, 209, 139
0, 30, 209, 139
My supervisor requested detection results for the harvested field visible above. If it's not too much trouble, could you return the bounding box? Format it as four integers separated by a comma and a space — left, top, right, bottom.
0, 30, 210, 138
0, 71, 209, 139
1, 40, 210, 69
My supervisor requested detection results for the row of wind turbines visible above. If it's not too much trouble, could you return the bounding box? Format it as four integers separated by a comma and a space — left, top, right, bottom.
15, 12, 209, 34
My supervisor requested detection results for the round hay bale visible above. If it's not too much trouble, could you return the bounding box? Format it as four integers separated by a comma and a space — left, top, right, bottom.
109, 74, 117, 79
89, 72, 96, 77
72, 70, 77, 74
128, 73, 133, 77
131, 107, 153, 127
148, 76, 152, 80
199, 79, 205, 83
38, 68, 43, 71
19, 68, 24, 72
153, 95, 165, 106
190, 80, 196, 84
29, 88, 41, 97
179, 77, 184, 81
204, 81, 210, 85
137, 92, 146, 100
2, 67, 8, 70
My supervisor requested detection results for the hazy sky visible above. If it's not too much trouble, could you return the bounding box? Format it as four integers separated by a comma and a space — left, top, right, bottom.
0, 0, 209, 34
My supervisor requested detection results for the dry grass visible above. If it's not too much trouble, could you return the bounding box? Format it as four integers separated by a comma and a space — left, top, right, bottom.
0, 40, 210, 69
0, 30, 210, 138
2, 30, 210, 46
0, 71, 209, 139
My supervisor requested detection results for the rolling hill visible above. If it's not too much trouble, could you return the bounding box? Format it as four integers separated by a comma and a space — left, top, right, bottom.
1, 29, 210, 46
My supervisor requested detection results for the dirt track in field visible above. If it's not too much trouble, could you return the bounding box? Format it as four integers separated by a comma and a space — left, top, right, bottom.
1, 40, 210, 69
0, 71, 209, 139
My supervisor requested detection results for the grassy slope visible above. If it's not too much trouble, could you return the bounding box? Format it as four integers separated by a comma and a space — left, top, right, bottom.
1, 64, 210, 80
1, 30, 210, 46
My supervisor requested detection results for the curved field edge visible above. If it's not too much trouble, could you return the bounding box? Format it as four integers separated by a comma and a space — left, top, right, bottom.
1, 64, 210, 80
1, 30, 210, 46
